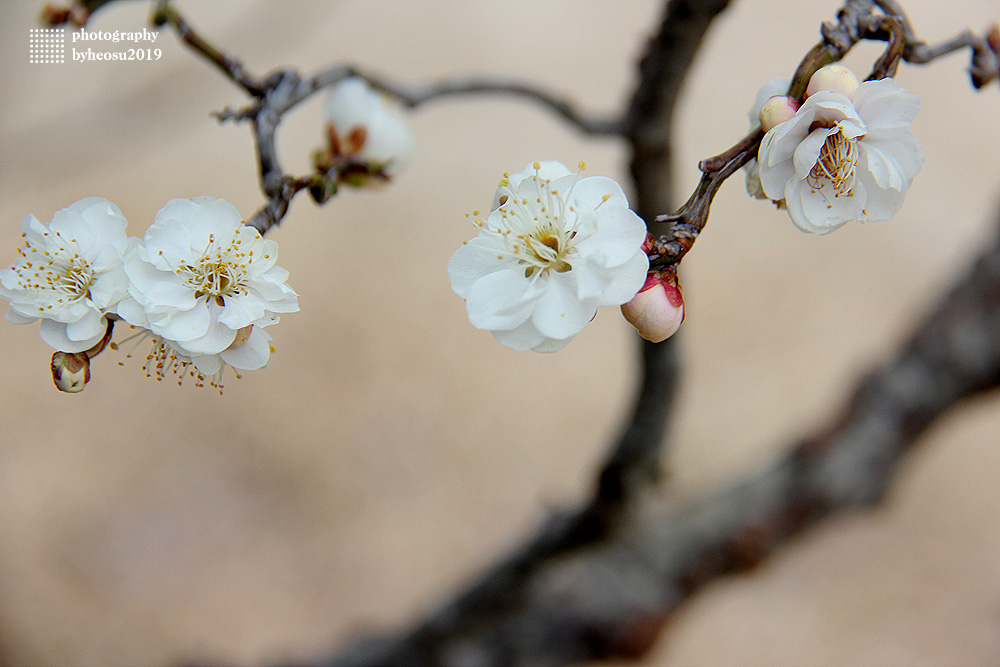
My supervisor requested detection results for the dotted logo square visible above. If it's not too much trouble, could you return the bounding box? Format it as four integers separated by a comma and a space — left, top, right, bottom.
29, 27, 65, 65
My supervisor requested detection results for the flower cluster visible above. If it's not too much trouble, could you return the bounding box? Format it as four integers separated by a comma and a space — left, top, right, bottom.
315, 77, 416, 188
448, 161, 649, 352
1, 197, 298, 392
750, 65, 923, 234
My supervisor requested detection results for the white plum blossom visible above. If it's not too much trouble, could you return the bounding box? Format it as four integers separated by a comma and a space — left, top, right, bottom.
758, 76, 923, 234
323, 77, 415, 181
0, 197, 129, 353
116, 197, 298, 385
448, 161, 649, 352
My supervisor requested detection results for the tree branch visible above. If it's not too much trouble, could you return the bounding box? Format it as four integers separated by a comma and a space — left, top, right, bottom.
273, 203, 1000, 667
144, 1, 622, 234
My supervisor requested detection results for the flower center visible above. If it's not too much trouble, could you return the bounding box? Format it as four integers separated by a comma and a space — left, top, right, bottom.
807, 129, 859, 197
470, 163, 598, 279
10, 233, 94, 309
522, 224, 574, 277
177, 233, 248, 305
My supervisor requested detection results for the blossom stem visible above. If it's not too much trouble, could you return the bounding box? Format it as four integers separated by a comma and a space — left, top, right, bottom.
82, 317, 115, 359
150, 2, 267, 96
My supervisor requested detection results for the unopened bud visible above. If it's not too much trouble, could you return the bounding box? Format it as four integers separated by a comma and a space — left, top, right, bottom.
806, 64, 860, 100
621, 271, 685, 343
51, 351, 90, 393
759, 95, 799, 132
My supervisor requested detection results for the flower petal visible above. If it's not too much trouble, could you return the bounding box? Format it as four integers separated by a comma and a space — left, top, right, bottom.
219, 327, 271, 371
491, 319, 547, 351
785, 177, 864, 234
39, 318, 102, 353
447, 236, 506, 299
561, 174, 629, 212
530, 273, 595, 340
465, 268, 538, 331
572, 208, 647, 268
864, 128, 923, 182
856, 167, 905, 222
854, 78, 921, 129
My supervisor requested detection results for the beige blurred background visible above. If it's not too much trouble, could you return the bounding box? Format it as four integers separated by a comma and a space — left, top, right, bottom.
1, 0, 1000, 665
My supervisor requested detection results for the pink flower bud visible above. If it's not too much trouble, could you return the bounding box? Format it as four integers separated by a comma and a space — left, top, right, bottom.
51, 351, 90, 393
759, 95, 799, 132
621, 271, 685, 343
806, 64, 860, 100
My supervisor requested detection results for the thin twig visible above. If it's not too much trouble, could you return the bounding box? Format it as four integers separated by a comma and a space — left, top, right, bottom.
150, 2, 267, 96
146, 1, 621, 234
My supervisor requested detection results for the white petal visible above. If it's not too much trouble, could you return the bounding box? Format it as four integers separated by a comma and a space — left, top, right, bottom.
125, 255, 195, 310
447, 237, 506, 299
180, 198, 244, 246
491, 318, 547, 351
530, 274, 595, 340
89, 266, 128, 310
116, 296, 150, 328
803, 90, 863, 126
249, 277, 299, 312
5, 307, 38, 325
785, 177, 864, 234
219, 327, 271, 370
864, 128, 923, 181
859, 141, 905, 191
142, 218, 194, 271
760, 109, 814, 168
76, 198, 129, 256
856, 167, 906, 222
189, 353, 223, 376
758, 115, 813, 200
152, 300, 211, 342
324, 78, 380, 132
465, 269, 538, 331
216, 293, 266, 329
561, 175, 629, 212
20, 213, 49, 242
362, 107, 416, 173
854, 78, 921, 129
530, 336, 573, 353
792, 127, 833, 177
594, 250, 650, 307
573, 207, 647, 268
504, 161, 572, 194
181, 317, 238, 355
241, 238, 278, 279
39, 318, 101, 352
65, 309, 106, 343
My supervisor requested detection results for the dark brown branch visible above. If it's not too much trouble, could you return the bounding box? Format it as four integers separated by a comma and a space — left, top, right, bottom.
281, 204, 1000, 667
